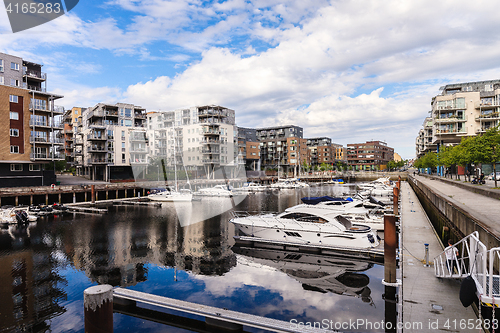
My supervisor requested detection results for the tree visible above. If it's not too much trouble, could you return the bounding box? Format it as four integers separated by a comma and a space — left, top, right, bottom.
471, 126, 500, 187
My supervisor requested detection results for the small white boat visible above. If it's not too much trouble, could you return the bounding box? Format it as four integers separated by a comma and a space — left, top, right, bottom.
194, 185, 233, 197
230, 206, 379, 250
270, 178, 304, 189
0, 207, 37, 225
234, 182, 268, 192
148, 189, 193, 202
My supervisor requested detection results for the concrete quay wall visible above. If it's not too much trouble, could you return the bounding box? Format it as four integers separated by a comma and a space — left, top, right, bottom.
408, 175, 500, 251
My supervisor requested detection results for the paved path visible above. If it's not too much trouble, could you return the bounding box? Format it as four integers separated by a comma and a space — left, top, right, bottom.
400, 181, 477, 332
412, 174, 500, 237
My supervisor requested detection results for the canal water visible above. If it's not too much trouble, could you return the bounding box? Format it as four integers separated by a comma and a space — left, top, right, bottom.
0, 184, 387, 333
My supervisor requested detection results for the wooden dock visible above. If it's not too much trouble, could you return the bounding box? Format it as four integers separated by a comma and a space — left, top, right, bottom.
113, 287, 328, 333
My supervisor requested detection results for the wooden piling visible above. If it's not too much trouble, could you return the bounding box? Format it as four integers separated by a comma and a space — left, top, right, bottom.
58, 193, 62, 204
393, 187, 399, 215
15, 196, 18, 206
45, 194, 48, 205
30, 195, 33, 206
84, 284, 113, 333
91, 185, 95, 203
384, 214, 397, 284
73, 192, 76, 203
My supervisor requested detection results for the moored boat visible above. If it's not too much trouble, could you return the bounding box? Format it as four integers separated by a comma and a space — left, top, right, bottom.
230, 206, 379, 250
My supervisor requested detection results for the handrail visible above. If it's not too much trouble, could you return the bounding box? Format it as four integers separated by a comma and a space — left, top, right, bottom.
434, 231, 489, 298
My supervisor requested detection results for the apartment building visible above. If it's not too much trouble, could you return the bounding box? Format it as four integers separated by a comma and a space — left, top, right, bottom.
75, 103, 147, 181
415, 117, 434, 158
148, 105, 239, 179
237, 127, 260, 170
347, 140, 394, 171
416, 80, 500, 157
256, 125, 310, 173
0, 52, 64, 187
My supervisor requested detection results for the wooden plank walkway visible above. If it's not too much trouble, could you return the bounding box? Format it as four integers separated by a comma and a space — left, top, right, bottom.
113, 288, 329, 333
400, 181, 476, 332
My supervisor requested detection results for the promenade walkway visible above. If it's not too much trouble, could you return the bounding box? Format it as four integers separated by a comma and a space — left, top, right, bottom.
400, 181, 476, 332
412, 174, 500, 237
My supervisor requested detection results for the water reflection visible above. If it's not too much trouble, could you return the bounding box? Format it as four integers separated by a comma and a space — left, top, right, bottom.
232, 247, 374, 305
0, 225, 67, 332
0, 184, 386, 332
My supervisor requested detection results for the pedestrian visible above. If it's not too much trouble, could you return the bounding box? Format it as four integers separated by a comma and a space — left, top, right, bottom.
445, 239, 459, 275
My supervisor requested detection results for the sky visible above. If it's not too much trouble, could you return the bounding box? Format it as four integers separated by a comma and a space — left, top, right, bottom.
1, 0, 500, 159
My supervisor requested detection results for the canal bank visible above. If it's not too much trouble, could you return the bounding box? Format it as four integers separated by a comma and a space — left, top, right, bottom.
409, 174, 500, 250
400, 181, 476, 332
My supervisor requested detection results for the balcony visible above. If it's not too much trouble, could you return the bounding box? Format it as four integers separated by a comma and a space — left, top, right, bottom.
87, 146, 108, 153
475, 112, 500, 121
89, 109, 105, 118
30, 136, 64, 144
30, 152, 64, 160
105, 110, 119, 117
475, 101, 500, 109
202, 158, 220, 164
201, 139, 220, 145
89, 158, 109, 164
434, 115, 467, 123
23, 68, 47, 81
26, 84, 46, 92
89, 121, 106, 128
87, 133, 107, 141
130, 158, 148, 164
29, 119, 49, 127
202, 128, 221, 135
134, 112, 146, 119
202, 149, 220, 154
435, 128, 467, 135
130, 133, 147, 141
130, 147, 148, 153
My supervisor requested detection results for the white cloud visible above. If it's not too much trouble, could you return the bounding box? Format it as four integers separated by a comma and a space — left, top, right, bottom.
3, 0, 500, 159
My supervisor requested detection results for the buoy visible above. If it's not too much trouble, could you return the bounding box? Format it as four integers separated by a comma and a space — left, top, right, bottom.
459, 275, 476, 307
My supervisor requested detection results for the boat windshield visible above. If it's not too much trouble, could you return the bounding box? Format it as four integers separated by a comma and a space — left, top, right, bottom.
335, 215, 352, 229
280, 212, 327, 223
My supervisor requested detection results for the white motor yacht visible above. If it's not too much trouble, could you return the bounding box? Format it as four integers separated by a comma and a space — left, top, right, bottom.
270, 179, 302, 189
194, 185, 233, 197
230, 206, 379, 249
286, 199, 387, 231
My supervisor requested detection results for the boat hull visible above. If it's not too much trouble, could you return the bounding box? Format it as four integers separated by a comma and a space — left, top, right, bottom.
231, 219, 378, 250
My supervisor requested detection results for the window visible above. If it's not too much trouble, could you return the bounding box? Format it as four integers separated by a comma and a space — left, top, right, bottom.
9, 95, 18, 103
10, 129, 19, 137
10, 112, 19, 120
125, 108, 132, 117
10, 164, 22, 171
0, 59, 3, 72
10, 79, 20, 87
0, 76, 3, 85
29, 164, 40, 171
124, 119, 132, 127
10, 146, 19, 154
11, 62, 19, 71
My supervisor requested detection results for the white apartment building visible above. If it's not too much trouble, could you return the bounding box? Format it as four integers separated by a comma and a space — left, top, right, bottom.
148, 105, 239, 179
416, 80, 500, 158
76, 102, 147, 181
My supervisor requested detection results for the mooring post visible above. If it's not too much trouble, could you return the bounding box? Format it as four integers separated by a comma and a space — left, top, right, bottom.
30, 195, 33, 206
73, 192, 76, 203
58, 193, 62, 204
15, 196, 18, 206
384, 214, 397, 284
91, 185, 95, 203
393, 186, 399, 215
84, 284, 113, 333
106, 190, 109, 200
45, 194, 48, 205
